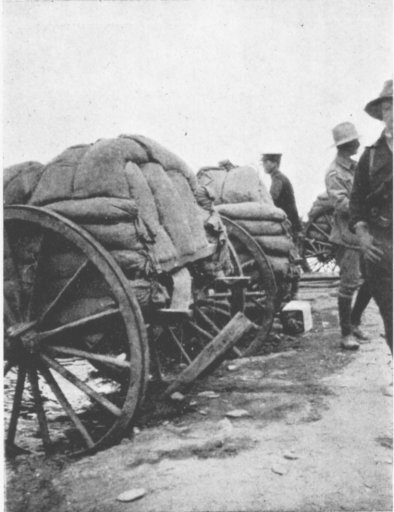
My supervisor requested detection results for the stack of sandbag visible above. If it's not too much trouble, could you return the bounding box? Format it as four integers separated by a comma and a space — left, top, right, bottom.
5, 135, 211, 276
196, 165, 273, 206
215, 202, 294, 276
307, 191, 333, 221
196, 164, 295, 277
4, 136, 213, 314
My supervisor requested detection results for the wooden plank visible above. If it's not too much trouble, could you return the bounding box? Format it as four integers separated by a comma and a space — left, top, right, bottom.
300, 272, 339, 282
164, 312, 256, 396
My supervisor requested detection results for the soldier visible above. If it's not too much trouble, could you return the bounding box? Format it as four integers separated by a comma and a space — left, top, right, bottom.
325, 122, 372, 350
349, 80, 393, 358
261, 153, 302, 235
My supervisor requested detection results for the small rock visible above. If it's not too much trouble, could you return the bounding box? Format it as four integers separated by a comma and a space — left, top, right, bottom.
225, 409, 250, 418
283, 451, 299, 460
170, 392, 185, 401
162, 420, 169, 425
133, 427, 141, 435
116, 488, 146, 503
271, 464, 287, 475
227, 364, 237, 371
198, 391, 220, 398
198, 409, 208, 415
189, 400, 197, 406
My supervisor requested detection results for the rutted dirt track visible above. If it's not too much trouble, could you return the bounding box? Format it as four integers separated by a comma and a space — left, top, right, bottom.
6, 286, 393, 512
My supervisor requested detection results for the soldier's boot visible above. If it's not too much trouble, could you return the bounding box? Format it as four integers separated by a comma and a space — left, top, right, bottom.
350, 283, 371, 341
338, 296, 360, 350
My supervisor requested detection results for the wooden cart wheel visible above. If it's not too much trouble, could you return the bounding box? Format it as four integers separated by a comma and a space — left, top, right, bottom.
153, 215, 276, 378
302, 212, 339, 273
220, 216, 276, 355
4, 206, 149, 456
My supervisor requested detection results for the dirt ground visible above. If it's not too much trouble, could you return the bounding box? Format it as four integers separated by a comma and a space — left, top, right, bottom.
5, 284, 393, 512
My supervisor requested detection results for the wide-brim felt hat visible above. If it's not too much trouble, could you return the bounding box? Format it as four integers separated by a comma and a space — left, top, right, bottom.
364, 79, 393, 120
331, 122, 359, 147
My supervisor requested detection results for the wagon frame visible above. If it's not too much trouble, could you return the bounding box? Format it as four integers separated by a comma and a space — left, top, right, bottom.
4, 204, 277, 456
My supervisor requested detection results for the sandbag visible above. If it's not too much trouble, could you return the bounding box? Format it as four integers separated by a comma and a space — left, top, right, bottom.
131, 135, 197, 193
236, 219, 285, 236
46, 251, 87, 279
47, 275, 113, 299
72, 139, 131, 199
117, 135, 150, 164
308, 192, 333, 221
216, 202, 286, 221
30, 145, 91, 205
10, 134, 212, 274
4, 161, 44, 205
142, 162, 195, 261
80, 222, 146, 250
45, 197, 138, 223
150, 228, 181, 271
266, 256, 290, 275
196, 167, 227, 205
255, 235, 294, 256
110, 249, 150, 275
45, 247, 150, 281
220, 166, 273, 205
167, 169, 210, 258
124, 162, 178, 269
49, 296, 117, 325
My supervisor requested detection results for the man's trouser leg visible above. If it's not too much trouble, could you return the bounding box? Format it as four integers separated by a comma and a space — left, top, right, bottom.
336, 246, 361, 349
365, 232, 393, 354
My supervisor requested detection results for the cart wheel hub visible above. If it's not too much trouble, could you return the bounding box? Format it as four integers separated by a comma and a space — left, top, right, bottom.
6, 322, 39, 354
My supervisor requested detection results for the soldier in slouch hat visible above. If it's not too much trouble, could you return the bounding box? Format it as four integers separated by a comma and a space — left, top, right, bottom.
349, 80, 393, 363
325, 122, 372, 350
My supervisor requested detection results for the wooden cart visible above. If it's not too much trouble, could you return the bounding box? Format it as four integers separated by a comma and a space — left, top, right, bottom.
4, 204, 276, 457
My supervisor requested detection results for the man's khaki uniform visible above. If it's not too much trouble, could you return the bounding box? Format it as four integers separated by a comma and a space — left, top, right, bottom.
325, 155, 361, 299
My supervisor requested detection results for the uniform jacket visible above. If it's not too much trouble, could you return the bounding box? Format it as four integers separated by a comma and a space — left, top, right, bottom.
269, 170, 302, 232
349, 133, 393, 234
325, 154, 360, 248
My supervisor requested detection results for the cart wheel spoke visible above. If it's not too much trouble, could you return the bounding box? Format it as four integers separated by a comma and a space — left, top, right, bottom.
187, 320, 214, 342
196, 300, 231, 317
194, 306, 221, 335
167, 328, 193, 364
46, 345, 130, 369
4, 361, 15, 377
40, 353, 122, 417
7, 365, 27, 445
38, 363, 95, 449
28, 366, 51, 451
38, 308, 121, 342
38, 260, 90, 325
4, 298, 18, 327
241, 259, 255, 270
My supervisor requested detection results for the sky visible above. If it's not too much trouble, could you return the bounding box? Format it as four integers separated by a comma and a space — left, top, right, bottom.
2, 0, 393, 217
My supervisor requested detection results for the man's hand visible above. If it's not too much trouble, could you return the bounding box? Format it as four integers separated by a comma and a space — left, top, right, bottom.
355, 222, 384, 263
